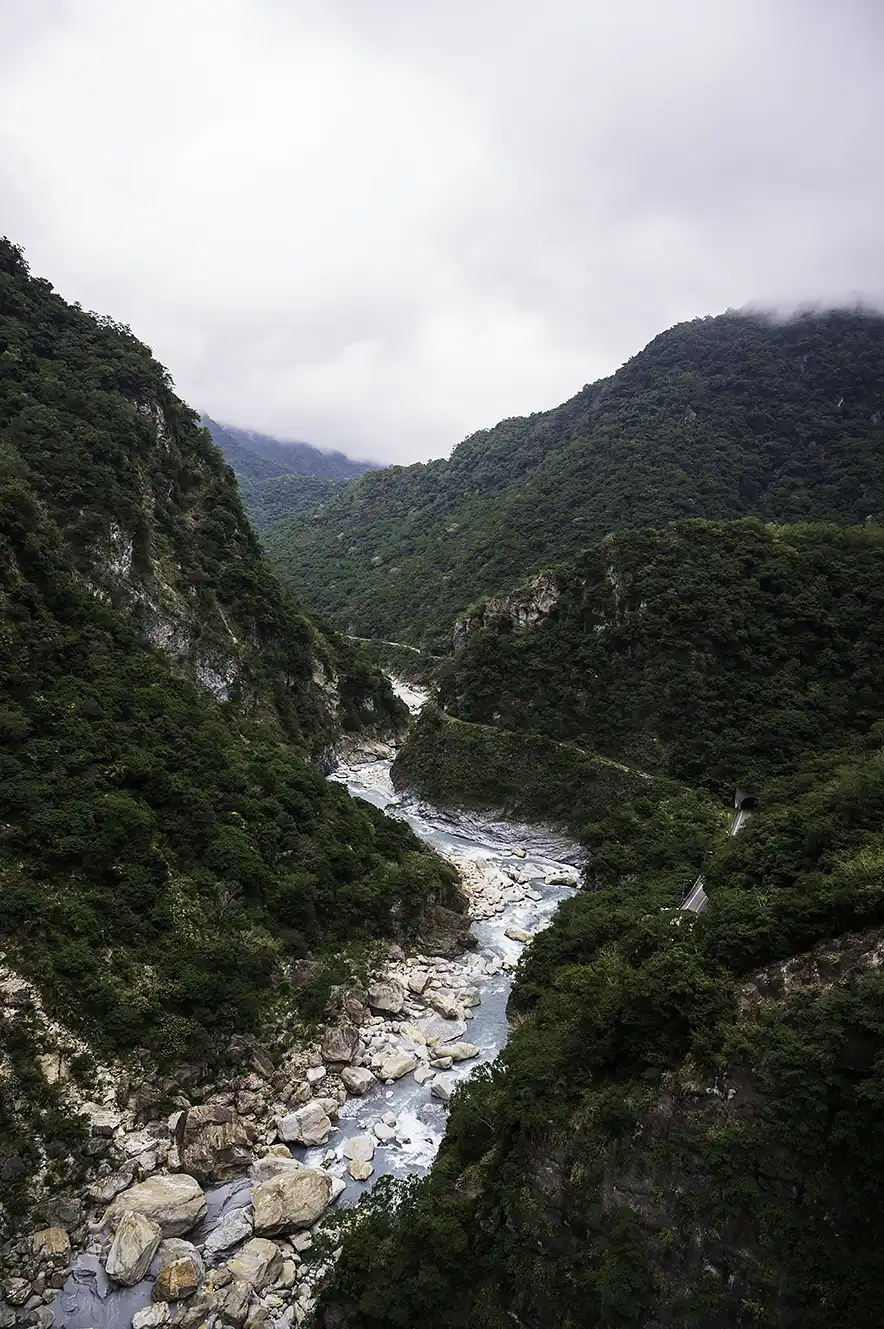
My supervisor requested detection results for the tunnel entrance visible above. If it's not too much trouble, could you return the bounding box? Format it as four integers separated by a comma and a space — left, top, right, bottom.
735, 787, 758, 812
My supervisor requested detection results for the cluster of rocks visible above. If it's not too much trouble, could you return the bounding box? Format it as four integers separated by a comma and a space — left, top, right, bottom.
456, 854, 577, 925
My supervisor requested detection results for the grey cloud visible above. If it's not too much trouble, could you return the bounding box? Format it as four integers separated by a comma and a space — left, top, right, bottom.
1, 0, 882, 461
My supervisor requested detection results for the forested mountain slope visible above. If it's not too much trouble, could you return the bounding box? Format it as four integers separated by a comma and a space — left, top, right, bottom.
267, 310, 884, 647
0, 238, 457, 1075
321, 519, 884, 1328
203, 415, 375, 535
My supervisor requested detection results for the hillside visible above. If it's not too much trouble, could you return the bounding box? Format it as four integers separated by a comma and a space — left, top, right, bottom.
203, 415, 375, 534
403, 518, 884, 806
266, 309, 884, 647
320, 522, 884, 1327
322, 731, 884, 1327
0, 236, 458, 1091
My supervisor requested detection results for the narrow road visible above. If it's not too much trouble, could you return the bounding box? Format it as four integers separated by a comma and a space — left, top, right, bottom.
681, 803, 751, 914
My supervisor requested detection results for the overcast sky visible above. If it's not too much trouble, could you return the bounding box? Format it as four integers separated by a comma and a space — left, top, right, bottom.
2, 0, 883, 462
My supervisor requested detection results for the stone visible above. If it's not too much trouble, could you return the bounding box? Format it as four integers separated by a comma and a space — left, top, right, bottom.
510, 847, 527, 857
252, 1168, 334, 1234
429, 1056, 453, 1071
226, 1238, 282, 1290
152, 1255, 202, 1302
36, 1052, 68, 1084
175, 1105, 257, 1184
367, 980, 405, 1015
104, 1173, 207, 1237
406, 969, 429, 994
341, 1135, 375, 1164
31, 1228, 70, 1260
81, 1103, 122, 1137
218, 1278, 253, 1326
87, 1166, 136, 1205
202, 1206, 254, 1261
105, 1210, 163, 1286
133, 1304, 171, 1329
545, 870, 577, 886
157, 1239, 204, 1279
348, 1158, 373, 1182
421, 1018, 468, 1044
249, 1155, 305, 1184
372, 1122, 395, 1143
378, 1052, 416, 1081
413, 1065, 435, 1085
320, 1024, 359, 1064
399, 1022, 427, 1044
305, 1066, 326, 1086
424, 992, 463, 1020
340, 1066, 375, 1096
457, 987, 481, 1008
276, 1101, 332, 1147
434, 1042, 480, 1062
505, 926, 532, 943
276, 1260, 299, 1289
431, 1077, 454, 1103
315, 1096, 341, 1120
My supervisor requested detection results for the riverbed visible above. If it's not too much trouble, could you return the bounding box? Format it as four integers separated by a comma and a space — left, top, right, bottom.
56, 689, 582, 1328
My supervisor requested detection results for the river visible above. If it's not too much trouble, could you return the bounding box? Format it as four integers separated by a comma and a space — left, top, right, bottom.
56, 685, 582, 1327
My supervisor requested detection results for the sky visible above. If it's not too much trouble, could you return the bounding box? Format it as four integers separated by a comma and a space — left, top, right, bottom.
2, 0, 883, 463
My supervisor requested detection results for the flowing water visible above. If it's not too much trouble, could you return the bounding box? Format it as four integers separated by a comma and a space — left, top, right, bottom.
57, 687, 581, 1326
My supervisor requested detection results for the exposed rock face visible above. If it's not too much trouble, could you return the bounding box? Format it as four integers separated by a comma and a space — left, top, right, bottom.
320, 1024, 360, 1064
367, 980, 405, 1014
105, 1211, 163, 1286
252, 1168, 334, 1234
174, 1106, 256, 1183
104, 1174, 207, 1237
226, 1238, 282, 1289
416, 904, 476, 956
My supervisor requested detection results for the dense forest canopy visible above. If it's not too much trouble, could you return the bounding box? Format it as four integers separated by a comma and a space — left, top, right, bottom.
0, 237, 456, 1067
266, 309, 884, 648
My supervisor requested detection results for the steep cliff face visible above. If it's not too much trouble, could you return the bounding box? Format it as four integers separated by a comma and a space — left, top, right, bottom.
0, 237, 402, 748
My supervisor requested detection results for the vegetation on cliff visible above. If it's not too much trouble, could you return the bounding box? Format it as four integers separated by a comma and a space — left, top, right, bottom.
0, 238, 457, 1069
267, 309, 884, 647
320, 729, 884, 1328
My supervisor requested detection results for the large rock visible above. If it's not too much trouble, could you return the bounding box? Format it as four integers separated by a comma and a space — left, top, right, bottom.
276, 1100, 332, 1147
174, 1106, 256, 1183
378, 1052, 417, 1081
249, 1155, 305, 1184
252, 1168, 334, 1234
202, 1207, 254, 1261
406, 970, 429, 995
31, 1228, 70, 1260
133, 1306, 170, 1329
434, 1042, 480, 1062
341, 1066, 375, 1096
505, 926, 532, 943
152, 1255, 201, 1302
424, 992, 464, 1020
421, 1018, 468, 1044
105, 1211, 163, 1286
320, 1024, 360, 1064
341, 1135, 375, 1164
226, 1238, 282, 1289
348, 1158, 373, 1181
104, 1174, 207, 1237
217, 1278, 253, 1327
367, 980, 405, 1014
417, 904, 476, 956
431, 1076, 455, 1104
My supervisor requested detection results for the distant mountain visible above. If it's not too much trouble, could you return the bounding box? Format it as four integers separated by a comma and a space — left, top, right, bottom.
202, 414, 376, 482
265, 309, 884, 648
202, 415, 377, 535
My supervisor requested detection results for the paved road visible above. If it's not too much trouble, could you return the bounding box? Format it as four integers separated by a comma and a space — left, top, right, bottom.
682, 805, 750, 913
